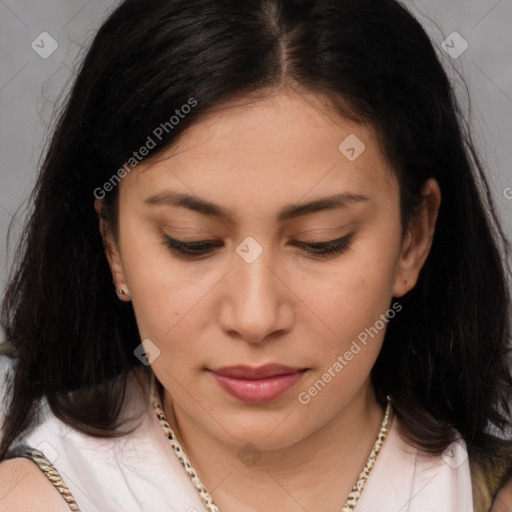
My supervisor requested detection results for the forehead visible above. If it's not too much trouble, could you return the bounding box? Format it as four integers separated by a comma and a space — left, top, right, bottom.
121, 90, 398, 215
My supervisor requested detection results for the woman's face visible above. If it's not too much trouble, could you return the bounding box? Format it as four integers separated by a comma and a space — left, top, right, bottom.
96, 89, 439, 451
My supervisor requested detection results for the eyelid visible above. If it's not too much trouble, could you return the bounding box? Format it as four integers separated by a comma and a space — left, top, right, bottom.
162, 232, 355, 260
292, 233, 353, 246
162, 233, 352, 247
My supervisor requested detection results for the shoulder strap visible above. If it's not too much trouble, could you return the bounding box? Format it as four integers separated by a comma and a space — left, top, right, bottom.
467, 434, 512, 512
3, 444, 81, 512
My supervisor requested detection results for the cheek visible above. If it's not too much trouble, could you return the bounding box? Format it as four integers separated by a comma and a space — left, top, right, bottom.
308, 248, 400, 347
295, 257, 398, 407
117, 222, 208, 346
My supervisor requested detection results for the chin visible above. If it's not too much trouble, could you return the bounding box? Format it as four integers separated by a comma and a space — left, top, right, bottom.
211, 410, 312, 450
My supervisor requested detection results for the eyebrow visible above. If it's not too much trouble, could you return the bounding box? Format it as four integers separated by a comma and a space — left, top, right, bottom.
143, 190, 369, 223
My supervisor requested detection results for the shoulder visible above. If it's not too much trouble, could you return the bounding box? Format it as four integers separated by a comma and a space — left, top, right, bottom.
467, 432, 512, 512
0, 356, 75, 511
490, 474, 512, 511
0, 457, 71, 511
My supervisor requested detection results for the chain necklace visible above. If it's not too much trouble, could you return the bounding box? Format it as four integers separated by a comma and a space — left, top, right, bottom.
150, 375, 392, 512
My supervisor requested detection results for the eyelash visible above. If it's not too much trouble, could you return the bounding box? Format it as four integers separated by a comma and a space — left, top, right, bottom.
162, 234, 354, 259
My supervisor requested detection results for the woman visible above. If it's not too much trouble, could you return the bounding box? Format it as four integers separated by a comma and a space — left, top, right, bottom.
0, 0, 511, 510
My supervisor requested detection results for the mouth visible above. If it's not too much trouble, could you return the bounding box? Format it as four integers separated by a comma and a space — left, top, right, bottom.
208, 364, 308, 403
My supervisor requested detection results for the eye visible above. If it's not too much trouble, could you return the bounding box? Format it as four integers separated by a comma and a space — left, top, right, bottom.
290, 233, 354, 258
162, 236, 223, 259
162, 233, 354, 260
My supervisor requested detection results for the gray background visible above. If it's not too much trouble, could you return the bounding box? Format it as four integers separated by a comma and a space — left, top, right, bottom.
1, 0, 511, 294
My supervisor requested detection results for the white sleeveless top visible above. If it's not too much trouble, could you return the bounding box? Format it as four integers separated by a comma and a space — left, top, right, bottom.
0, 360, 474, 512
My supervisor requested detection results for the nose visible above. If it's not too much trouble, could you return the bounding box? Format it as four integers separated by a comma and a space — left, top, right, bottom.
218, 238, 294, 344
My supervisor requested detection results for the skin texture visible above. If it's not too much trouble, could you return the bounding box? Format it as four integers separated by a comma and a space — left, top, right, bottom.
491, 478, 512, 512
0, 459, 71, 511
94, 88, 442, 512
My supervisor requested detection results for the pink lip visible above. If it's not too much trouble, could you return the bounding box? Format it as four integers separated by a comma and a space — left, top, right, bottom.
209, 364, 307, 403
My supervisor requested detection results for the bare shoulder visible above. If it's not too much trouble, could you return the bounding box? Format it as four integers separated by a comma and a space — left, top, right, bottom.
0, 458, 71, 512
491, 475, 512, 512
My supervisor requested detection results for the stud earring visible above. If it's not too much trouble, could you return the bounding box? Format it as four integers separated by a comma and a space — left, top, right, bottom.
114, 283, 131, 301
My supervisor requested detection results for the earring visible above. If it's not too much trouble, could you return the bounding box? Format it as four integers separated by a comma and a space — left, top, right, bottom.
114, 283, 131, 301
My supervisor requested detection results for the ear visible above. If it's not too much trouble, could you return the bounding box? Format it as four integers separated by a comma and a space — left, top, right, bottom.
94, 198, 131, 300
392, 178, 441, 297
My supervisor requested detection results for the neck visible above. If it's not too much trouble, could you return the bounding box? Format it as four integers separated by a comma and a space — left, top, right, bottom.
162, 379, 387, 512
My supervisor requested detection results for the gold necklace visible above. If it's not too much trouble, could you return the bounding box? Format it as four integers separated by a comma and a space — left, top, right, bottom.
150, 376, 392, 512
